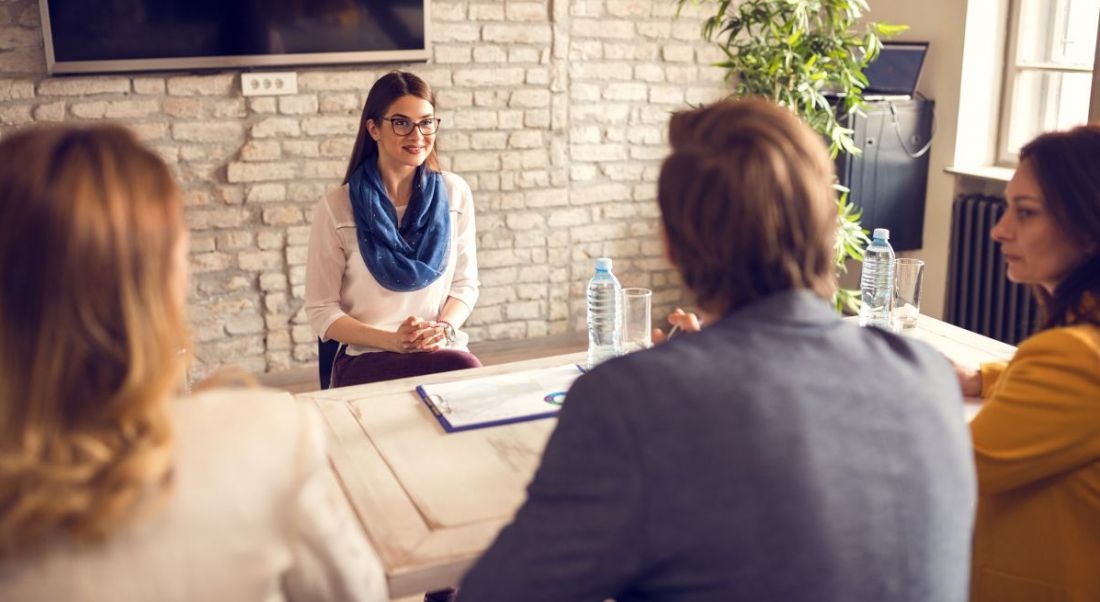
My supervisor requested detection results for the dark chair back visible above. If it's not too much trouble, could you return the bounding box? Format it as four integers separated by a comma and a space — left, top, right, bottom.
317, 338, 340, 390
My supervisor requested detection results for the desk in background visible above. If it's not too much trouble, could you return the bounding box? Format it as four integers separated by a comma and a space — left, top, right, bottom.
297, 315, 1017, 599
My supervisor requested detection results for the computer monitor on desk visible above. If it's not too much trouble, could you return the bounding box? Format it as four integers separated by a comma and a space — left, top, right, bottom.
862, 41, 930, 101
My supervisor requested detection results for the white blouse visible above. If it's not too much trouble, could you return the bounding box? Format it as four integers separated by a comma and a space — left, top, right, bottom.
0, 388, 387, 602
305, 172, 479, 355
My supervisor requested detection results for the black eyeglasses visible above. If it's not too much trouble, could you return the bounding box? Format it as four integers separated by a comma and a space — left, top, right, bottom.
379, 116, 441, 136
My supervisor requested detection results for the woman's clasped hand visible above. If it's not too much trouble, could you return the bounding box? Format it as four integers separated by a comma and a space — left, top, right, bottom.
387, 316, 451, 353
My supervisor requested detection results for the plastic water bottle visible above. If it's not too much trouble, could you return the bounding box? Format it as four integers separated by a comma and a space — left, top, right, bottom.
586, 257, 621, 369
859, 228, 896, 328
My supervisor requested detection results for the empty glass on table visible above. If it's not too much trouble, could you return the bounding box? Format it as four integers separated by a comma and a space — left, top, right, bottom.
620, 288, 652, 354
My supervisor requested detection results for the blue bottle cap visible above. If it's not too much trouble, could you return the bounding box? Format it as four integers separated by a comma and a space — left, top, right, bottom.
595, 257, 612, 271
872, 228, 890, 241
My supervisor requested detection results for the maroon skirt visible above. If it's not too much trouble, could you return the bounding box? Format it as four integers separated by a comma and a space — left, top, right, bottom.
331, 346, 482, 388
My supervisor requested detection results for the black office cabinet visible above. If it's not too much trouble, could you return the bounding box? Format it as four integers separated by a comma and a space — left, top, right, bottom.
835, 98, 934, 252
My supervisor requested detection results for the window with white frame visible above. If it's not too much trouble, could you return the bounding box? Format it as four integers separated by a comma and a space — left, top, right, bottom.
999, 0, 1100, 164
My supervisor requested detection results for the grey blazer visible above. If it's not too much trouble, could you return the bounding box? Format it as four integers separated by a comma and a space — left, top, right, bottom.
460, 290, 976, 602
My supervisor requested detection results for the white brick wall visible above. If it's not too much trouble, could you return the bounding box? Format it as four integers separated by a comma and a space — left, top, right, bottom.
0, 0, 726, 379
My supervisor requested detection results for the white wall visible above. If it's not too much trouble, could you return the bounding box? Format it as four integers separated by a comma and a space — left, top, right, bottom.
1091, 12, 1100, 122
866, 0, 974, 319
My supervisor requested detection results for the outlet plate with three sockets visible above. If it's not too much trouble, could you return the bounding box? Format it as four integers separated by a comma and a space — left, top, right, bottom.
241, 72, 299, 96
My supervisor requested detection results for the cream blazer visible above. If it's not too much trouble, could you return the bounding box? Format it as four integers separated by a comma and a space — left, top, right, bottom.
0, 388, 387, 602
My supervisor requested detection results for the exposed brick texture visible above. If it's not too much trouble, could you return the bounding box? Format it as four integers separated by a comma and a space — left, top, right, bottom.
0, 0, 725, 379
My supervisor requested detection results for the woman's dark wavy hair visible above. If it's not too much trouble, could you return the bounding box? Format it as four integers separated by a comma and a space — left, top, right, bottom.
343, 71, 439, 183
1019, 124, 1100, 329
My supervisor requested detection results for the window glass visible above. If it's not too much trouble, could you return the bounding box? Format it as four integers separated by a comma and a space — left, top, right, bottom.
1006, 70, 1094, 151
1002, 0, 1098, 159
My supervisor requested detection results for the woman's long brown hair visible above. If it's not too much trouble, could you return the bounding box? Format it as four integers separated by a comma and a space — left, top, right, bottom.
1018, 124, 1100, 329
343, 70, 440, 183
0, 124, 189, 555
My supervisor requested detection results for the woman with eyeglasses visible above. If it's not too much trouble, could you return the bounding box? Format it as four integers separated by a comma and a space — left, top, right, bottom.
306, 71, 481, 388
954, 124, 1100, 601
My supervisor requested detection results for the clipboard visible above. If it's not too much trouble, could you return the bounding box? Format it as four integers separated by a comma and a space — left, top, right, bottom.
415, 363, 585, 433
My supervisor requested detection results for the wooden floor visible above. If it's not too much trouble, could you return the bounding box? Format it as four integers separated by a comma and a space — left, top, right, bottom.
258, 332, 588, 394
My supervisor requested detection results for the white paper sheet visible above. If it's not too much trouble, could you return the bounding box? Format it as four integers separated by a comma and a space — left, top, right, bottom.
417, 364, 584, 431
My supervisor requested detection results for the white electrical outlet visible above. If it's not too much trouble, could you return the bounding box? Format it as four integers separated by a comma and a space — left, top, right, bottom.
241, 72, 298, 97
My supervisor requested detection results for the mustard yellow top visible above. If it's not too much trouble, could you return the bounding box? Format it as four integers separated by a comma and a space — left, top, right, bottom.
970, 319, 1100, 602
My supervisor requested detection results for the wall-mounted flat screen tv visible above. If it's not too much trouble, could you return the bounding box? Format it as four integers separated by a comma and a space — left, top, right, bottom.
40, 0, 429, 74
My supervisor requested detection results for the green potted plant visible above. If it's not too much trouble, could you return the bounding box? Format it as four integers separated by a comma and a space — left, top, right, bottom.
677, 0, 908, 312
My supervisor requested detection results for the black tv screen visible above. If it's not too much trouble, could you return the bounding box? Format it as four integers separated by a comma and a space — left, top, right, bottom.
862, 42, 929, 97
40, 0, 429, 74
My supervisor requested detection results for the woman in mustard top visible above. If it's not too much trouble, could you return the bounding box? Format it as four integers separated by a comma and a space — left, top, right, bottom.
956, 124, 1100, 602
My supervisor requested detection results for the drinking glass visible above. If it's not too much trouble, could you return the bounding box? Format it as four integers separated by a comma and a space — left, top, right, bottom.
893, 258, 925, 330
620, 288, 653, 354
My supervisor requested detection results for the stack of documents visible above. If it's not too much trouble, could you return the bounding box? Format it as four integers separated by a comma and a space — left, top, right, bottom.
416, 364, 584, 433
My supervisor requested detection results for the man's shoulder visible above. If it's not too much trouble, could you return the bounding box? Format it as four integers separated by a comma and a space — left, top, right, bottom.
571, 335, 738, 413
859, 324, 956, 377
579, 319, 955, 405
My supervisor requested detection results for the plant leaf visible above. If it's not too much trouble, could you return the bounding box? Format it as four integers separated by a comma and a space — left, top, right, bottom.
874, 22, 910, 37
675, 0, 897, 314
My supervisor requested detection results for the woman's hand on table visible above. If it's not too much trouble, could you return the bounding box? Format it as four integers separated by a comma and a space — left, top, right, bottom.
652, 308, 702, 344
951, 358, 983, 398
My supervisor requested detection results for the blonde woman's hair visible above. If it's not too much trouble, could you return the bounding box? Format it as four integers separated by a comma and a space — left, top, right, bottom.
0, 124, 188, 556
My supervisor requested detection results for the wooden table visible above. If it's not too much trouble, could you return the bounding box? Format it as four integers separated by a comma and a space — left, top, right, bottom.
297, 315, 1017, 599
297, 353, 584, 599
891, 316, 1016, 419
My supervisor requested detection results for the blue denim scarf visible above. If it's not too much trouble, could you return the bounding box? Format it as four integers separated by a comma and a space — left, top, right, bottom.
348, 160, 451, 292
